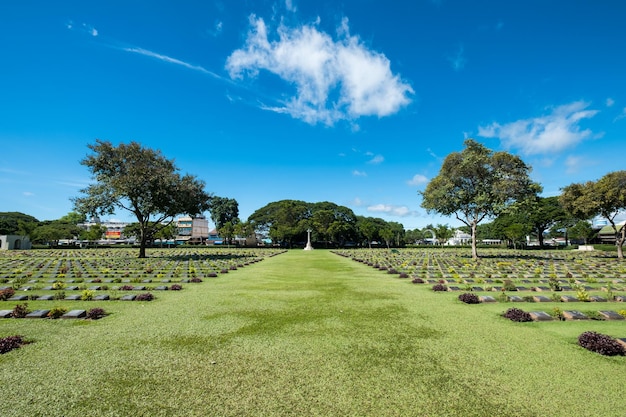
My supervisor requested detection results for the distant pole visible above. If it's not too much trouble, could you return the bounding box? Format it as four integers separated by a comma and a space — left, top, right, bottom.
304, 228, 313, 251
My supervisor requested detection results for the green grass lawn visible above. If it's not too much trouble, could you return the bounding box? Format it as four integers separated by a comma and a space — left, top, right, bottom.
1, 249, 625, 416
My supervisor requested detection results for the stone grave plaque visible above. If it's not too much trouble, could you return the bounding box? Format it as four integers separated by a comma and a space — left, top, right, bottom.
616, 338, 626, 349
64, 295, 81, 300
26, 309, 51, 319
28, 280, 38, 284
154, 286, 168, 291
464, 279, 475, 283
133, 286, 146, 291
562, 310, 587, 320
491, 286, 502, 292
590, 295, 607, 302
529, 311, 553, 321
8, 295, 28, 301
18, 287, 32, 291
66, 280, 75, 283
472, 286, 484, 292
521, 280, 531, 284
89, 286, 102, 291
479, 295, 497, 303
536, 286, 551, 292
36, 295, 54, 301
94, 294, 110, 301
62, 310, 86, 319
141, 279, 152, 283
615, 296, 626, 302
161, 279, 171, 283
41, 286, 54, 291
516, 286, 528, 291
598, 311, 624, 320
121, 294, 136, 301
508, 295, 524, 302
0, 310, 13, 318
560, 286, 572, 291
66, 286, 79, 291
532, 295, 552, 302
560, 295, 578, 302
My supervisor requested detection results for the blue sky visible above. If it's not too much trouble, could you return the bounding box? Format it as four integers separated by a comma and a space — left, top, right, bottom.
1, 0, 625, 230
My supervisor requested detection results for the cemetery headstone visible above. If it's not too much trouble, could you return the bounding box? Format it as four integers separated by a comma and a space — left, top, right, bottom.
529, 311, 553, 321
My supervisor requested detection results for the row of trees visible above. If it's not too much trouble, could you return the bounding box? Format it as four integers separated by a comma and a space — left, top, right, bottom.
4, 139, 624, 259
420, 139, 626, 260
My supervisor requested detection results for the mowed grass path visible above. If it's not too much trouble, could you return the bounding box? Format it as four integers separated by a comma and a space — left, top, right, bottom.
1, 249, 625, 416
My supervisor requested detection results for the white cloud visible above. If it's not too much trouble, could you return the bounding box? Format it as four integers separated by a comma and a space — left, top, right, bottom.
407, 174, 428, 186
352, 170, 367, 177
478, 101, 599, 155
606, 97, 615, 107
66, 21, 98, 37
285, 0, 297, 12
123, 47, 224, 81
614, 107, 626, 122
367, 204, 420, 217
352, 197, 364, 207
22, 191, 34, 197
367, 154, 384, 164
225, 15, 413, 125
447, 44, 466, 71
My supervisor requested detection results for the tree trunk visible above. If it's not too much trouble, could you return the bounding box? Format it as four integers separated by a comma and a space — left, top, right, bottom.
538, 230, 544, 247
139, 225, 147, 258
471, 221, 479, 260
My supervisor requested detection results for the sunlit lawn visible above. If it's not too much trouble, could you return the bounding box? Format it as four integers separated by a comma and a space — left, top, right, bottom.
1, 249, 625, 416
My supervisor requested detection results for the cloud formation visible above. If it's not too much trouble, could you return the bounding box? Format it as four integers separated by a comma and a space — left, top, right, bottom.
367, 154, 384, 164
123, 47, 224, 81
225, 16, 413, 125
478, 101, 599, 155
367, 204, 419, 217
407, 174, 428, 186
352, 170, 367, 177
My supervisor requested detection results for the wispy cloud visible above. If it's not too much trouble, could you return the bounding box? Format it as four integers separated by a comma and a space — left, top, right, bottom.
352, 197, 364, 207
447, 44, 466, 71
22, 191, 34, 197
367, 154, 384, 164
367, 204, 420, 217
614, 107, 626, 122
352, 170, 367, 177
606, 97, 615, 107
407, 174, 428, 186
478, 101, 600, 155
285, 0, 297, 12
225, 15, 413, 125
66, 21, 98, 37
123, 47, 224, 80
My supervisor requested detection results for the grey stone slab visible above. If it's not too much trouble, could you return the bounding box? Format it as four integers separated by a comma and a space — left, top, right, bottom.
88, 286, 102, 291
154, 286, 168, 291
8, 295, 28, 301
491, 286, 502, 292
508, 295, 524, 302
66, 286, 79, 291
141, 279, 152, 283
560, 286, 572, 291
598, 310, 624, 320
161, 279, 171, 283
516, 286, 529, 291
529, 311, 553, 321
41, 286, 54, 291
479, 295, 497, 303
36, 295, 54, 301
26, 309, 50, 319
560, 295, 579, 302
93, 294, 110, 301
471, 286, 484, 292
533, 295, 552, 302
28, 280, 38, 284
64, 295, 82, 300
617, 338, 626, 349
535, 286, 551, 292
590, 295, 607, 302
562, 310, 588, 320
133, 286, 146, 291
120, 294, 136, 301
61, 309, 86, 319
447, 286, 460, 291
18, 287, 32, 291
0, 310, 13, 318
615, 296, 626, 302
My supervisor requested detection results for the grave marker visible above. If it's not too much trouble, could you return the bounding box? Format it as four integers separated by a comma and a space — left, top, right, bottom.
0, 310, 13, 318
61, 310, 86, 319
26, 309, 51, 319
598, 311, 624, 321
529, 311, 553, 321
562, 310, 587, 320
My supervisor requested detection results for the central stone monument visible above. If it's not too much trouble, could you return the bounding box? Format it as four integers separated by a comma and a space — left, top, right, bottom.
304, 228, 313, 251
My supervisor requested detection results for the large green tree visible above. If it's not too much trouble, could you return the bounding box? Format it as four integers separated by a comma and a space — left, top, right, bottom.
420, 139, 540, 259
72, 140, 211, 258
560, 171, 626, 259
0, 212, 39, 235
208, 197, 239, 230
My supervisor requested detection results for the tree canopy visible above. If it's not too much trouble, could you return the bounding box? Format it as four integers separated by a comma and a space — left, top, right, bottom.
560, 170, 626, 259
208, 197, 239, 230
420, 139, 540, 259
72, 140, 211, 258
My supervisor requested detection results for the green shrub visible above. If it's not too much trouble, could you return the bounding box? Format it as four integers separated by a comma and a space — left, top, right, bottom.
12, 303, 30, 318
81, 290, 95, 301
47, 307, 68, 319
